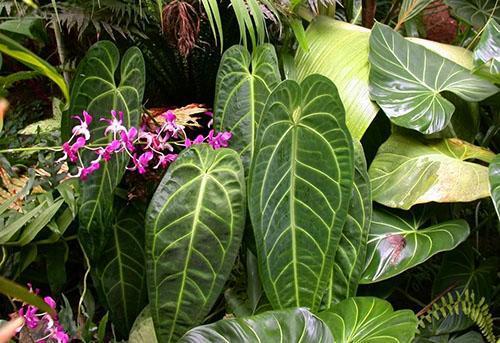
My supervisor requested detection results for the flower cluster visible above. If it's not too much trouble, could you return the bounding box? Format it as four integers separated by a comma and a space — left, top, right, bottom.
17, 284, 69, 343
58, 109, 231, 180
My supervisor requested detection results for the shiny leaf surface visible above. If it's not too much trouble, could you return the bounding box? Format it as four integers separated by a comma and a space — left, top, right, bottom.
445, 0, 499, 29
146, 145, 246, 342
489, 154, 500, 219
361, 209, 470, 283
369, 23, 498, 134
473, 19, 500, 83
248, 74, 353, 311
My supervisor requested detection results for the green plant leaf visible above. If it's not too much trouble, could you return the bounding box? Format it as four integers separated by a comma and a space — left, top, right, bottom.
489, 154, 500, 219
328, 142, 372, 305
214, 44, 280, 172
369, 133, 494, 209
369, 23, 498, 134
295, 18, 378, 139
444, 0, 499, 29
0, 18, 47, 42
248, 74, 354, 311
473, 19, 500, 83
0, 276, 56, 316
407, 38, 474, 70
71, 41, 145, 260
129, 306, 157, 343
179, 308, 333, 342
397, 0, 434, 29
95, 202, 147, 338
146, 144, 246, 342
360, 209, 470, 283
0, 32, 68, 103
318, 297, 418, 342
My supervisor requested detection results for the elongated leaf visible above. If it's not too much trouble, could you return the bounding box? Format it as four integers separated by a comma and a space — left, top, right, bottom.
361, 209, 470, 283
72, 41, 145, 260
295, 18, 378, 139
369, 23, 498, 134
369, 133, 494, 209
248, 74, 353, 311
445, 0, 499, 29
95, 203, 147, 338
179, 308, 333, 342
146, 144, 246, 342
17, 198, 64, 245
318, 297, 417, 342
489, 154, 500, 219
0, 32, 68, 103
473, 19, 500, 83
0, 276, 55, 316
328, 142, 372, 305
0, 200, 46, 244
397, 0, 434, 28
214, 44, 280, 171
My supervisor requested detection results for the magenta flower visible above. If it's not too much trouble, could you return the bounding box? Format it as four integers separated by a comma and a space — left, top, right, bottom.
101, 110, 126, 135
162, 110, 184, 137
120, 127, 138, 152
207, 130, 232, 149
129, 151, 154, 174
19, 305, 39, 329
154, 153, 178, 169
185, 134, 205, 147
44, 296, 56, 309
71, 111, 92, 140
79, 161, 100, 180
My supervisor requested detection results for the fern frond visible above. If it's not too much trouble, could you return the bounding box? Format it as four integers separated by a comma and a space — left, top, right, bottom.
418, 290, 496, 343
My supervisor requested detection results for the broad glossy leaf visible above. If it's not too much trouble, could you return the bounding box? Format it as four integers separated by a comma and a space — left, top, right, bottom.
295, 18, 378, 139
179, 308, 333, 342
72, 41, 145, 260
214, 44, 280, 172
0, 18, 47, 42
0, 32, 68, 103
328, 142, 372, 305
248, 74, 354, 311
146, 144, 246, 342
317, 297, 418, 342
407, 38, 474, 70
369, 133, 494, 209
361, 209, 470, 283
473, 19, 500, 83
489, 154, 500, 219
369, 23, 498, 134
445, 0, 499, 29
95, 203, 147, 338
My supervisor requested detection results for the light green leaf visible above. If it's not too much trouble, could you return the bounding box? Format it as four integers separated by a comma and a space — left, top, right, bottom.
445, 0, 499, 29
369, 23, 498, 134
129, 306, 157, 343
328, 142, 372, 305
214, 44, 280, 172
71, 41, 145, 261
489, 154, 500, 219
16, 198, 64, 245
0, 200, 46, 244
0, 32, 68, 103
19, 97, 62, 135
0, 18, 47, 42
369, 133, 494, 209
146, 144, 246, 342
179, 308, 333, 342
248, 74, 354, 311
407, 38, 474, 70
473, 19, 500, 83
360, 209, 470, 283
95, 202, 147, 338
295, 17, 378, 139
318, 297, 418, 342
397, 0, 434, 29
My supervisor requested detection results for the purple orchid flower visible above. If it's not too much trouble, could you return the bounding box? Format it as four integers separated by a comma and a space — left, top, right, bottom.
154, 153, 178, 169
128, 151, 154, 174
120, 127, 138, 152
101, 110, 126, 135
71, 111, 92, 140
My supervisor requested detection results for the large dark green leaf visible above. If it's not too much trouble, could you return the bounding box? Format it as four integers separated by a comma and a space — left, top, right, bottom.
248, 74, 354, 311
473, 19, 500, 83
445, 0, 499, 29
146, 144, 246, 342
179, 308, 333, 342
317, 297, 417, 342
361, 209, 470, 283
369, 23, 498, 134
328, 142, 372, 305
295, 18, 378, 139
214, 44, 280, 172
95, 203, 147, 338
490, 154, 500, 219
369, 133, 494, 209
72, 41, 145, 260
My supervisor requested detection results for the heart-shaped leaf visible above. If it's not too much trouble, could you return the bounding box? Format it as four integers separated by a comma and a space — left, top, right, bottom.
489, 154, 500, 219
317, 297, 418, 342
369, 23, 498, 134
369, 133, 494, 209
95, 202, 148, 338
71, 41, 145, 260
295, 18, 378, 139
214, 44, 280, 172
360, 209, 470, 283
328, 142, 372, 305
445, 0, 499, 29
146, 144, 246, 342
474, 19, 500, 83
248, 74, 354, 311
179, 308, 333, 342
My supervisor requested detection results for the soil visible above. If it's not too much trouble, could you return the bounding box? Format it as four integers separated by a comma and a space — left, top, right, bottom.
423, 1, 458, 44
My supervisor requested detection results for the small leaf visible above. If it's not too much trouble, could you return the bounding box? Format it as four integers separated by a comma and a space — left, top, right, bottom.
489, 154, 500, 219
361, 209, 470, 283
